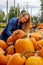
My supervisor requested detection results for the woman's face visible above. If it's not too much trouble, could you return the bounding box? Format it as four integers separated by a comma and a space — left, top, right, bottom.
20, 15, 29, 23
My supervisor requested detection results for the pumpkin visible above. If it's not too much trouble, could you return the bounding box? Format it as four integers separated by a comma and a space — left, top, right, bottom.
7, 53, 26, 65
38, 23, 43, 29
5, 45, 15, 55
38, 48, 43, 58
30, 38, 37, 50
25, 56, 43, 65
15, 38, 34, 56
0, 48, 5, 54
7, 42, 14, 47
0, 40, 7, 50
5, 55, 12, 63
31, 32, 42, 41
12, 30, 25, 42
36, 39, 43, 50
7, 36, 13, 44
0, 54, 7, 65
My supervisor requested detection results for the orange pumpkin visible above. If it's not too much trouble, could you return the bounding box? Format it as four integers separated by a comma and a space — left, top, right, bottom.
36, 39, 43, 50
38, 48, 43, 58
7, 42, 14, 47
25, 56, 43, 65
30, 38, 38, 50
31, 32, 42, 41
5, 45, 15, 55
7, 36, 13, 43
12, 30, 25, 42
15, 38, 34, 56
0, 40, 7, 50
5, 55, 12, 63
7, 53, 26, 65
0, 48, 5, 54
0, 54, 7, 65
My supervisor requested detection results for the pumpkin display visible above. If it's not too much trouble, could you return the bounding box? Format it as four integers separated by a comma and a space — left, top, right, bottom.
7, 53, 26, 65
25, 56, 43, 65
0, 23, 43, 65
15, 38, 34, 56
0, 40, 7, 50
7, 36, 13, 44
12, 30, 25, 42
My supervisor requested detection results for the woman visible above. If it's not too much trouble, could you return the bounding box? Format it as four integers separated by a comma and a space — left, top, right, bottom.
0, 12, 31, 42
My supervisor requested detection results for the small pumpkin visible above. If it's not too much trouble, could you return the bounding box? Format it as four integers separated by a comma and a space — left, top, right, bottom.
5, 45, 15, 55
12, 30, 25, 42
7, 36, 13, 44
0, 40, 7, 50
7, 53, 26, 65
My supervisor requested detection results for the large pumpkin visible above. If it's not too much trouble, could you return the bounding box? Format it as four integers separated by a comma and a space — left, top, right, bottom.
15, 38, 34, 56
7, 53, 26, 65
0, 40, 7, 50
25, 56, 43, 65
12, 30, 25, 42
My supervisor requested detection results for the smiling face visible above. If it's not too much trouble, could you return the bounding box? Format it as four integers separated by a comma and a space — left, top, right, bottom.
19, 15, 29, 24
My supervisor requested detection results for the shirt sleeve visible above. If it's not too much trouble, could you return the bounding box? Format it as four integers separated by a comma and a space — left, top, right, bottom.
6, 18, 15, 36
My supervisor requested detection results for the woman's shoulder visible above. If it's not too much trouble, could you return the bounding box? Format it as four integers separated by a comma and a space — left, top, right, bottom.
9, 18, 18, 24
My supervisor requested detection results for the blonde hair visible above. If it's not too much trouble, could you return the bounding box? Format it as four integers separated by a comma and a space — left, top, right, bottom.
21, 12, 31, 33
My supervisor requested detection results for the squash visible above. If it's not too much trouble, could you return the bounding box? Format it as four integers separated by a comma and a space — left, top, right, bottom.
15, 38, 34, 56
7, 36, 13, 43
25, 56, 43, 65
0, 40, 7, 50
7, 53, 26, 65
12, 30, 25, 42
5, 45, 15, 55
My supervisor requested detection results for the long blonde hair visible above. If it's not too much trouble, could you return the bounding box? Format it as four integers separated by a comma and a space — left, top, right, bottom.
21, 12, 31, 33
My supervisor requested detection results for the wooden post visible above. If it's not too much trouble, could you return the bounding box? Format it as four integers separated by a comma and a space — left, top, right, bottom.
6, 0, 8, 24
14, 0, 15, 15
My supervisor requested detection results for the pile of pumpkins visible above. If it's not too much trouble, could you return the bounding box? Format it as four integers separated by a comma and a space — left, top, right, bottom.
0, 29, 43, 65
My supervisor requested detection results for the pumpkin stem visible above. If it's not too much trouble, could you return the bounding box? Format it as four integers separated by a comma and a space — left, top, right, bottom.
21, 35, 28, 39
21, 50, 38, 57
15, 31, 19, 34
10, 42, 14, 45
4, 48, 8, 56
37, 44, 43, 49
